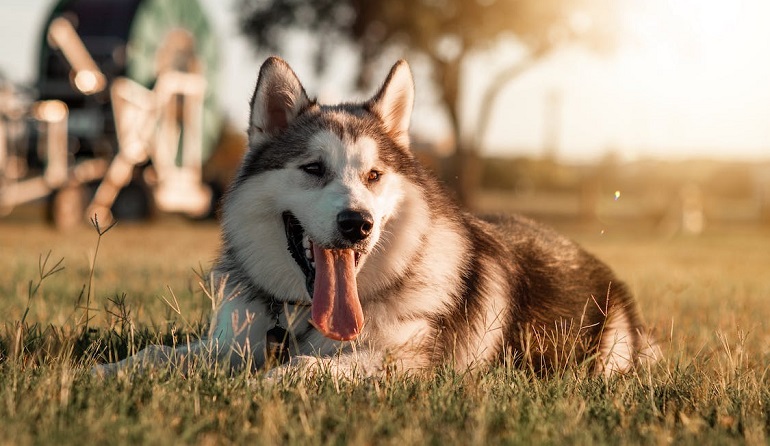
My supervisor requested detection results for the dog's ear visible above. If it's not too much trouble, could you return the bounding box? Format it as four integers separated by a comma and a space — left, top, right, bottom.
248, 57, 311, 146
367, 60, 414, 148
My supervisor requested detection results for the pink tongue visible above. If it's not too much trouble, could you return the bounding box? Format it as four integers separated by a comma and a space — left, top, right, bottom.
310, 246, 364, 341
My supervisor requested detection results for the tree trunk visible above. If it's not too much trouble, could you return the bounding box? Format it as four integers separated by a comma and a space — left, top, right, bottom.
435, 57, 481, 207
436, 50, 548, 208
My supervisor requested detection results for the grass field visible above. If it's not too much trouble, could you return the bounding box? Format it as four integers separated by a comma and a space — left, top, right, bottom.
1, 216, 769, 445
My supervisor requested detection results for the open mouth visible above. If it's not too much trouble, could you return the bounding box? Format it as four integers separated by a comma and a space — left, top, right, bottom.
283, 212, 363, 295
283, 212, 316, 296
282, 212, 364, 341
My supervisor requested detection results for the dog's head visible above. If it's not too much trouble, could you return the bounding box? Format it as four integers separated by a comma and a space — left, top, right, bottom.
222, 57, 419, 341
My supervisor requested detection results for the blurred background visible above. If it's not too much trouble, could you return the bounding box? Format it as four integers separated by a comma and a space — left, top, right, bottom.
1, 0, 769, 234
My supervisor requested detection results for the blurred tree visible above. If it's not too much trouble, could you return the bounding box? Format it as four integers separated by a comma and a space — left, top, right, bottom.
238, 0, 619, 204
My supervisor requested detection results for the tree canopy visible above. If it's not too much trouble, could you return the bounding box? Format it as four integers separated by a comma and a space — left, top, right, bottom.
238, 0, 620, 203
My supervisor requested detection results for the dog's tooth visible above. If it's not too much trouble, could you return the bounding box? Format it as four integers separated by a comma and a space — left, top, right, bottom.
305, 248, 313, 259
302, 236, 310, 249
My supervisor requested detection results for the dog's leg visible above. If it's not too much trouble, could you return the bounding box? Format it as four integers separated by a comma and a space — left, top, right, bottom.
596, 304, 644, 376
92, 294, 274, 377
90, 339, 217, 377
91, 336, 273, 378
264, 343, 433, 381
263, 349, 382, 381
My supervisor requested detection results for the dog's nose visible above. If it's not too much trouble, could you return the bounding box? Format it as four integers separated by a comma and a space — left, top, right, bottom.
337, 210, 373, 242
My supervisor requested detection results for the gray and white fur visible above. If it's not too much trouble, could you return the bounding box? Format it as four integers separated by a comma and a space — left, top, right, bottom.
94, 57, 654, 378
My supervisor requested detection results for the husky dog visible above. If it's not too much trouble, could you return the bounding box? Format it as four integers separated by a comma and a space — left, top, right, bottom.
94, 57, 653, 378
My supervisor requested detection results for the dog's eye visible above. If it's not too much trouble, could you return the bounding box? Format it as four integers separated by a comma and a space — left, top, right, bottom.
300, 162, 325, 177
367, 170, 382, 183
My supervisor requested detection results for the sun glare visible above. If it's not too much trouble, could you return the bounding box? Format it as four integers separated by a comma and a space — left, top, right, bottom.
609, 0, 770, 155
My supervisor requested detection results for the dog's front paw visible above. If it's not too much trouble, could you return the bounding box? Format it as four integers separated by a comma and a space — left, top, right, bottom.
90, 362, 119, 379
263, 355, 319, 382
90, 345, 176, 379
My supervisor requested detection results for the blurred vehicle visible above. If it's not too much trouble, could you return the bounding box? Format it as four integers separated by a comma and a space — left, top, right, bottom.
0, 0, 224, 227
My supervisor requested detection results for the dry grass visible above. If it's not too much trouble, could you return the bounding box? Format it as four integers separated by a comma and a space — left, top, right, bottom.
0, 217, 769, 445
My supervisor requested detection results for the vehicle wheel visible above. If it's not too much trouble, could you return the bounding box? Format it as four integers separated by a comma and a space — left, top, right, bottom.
50, 183, 87, 230
111, 181, 154, 221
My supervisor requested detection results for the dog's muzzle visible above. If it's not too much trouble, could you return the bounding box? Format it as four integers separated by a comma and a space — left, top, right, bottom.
282, 211, 365, 341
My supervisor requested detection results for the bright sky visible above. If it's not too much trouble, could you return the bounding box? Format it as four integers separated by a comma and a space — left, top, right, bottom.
473, 0, 770, 160
1, 0, 769, 161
